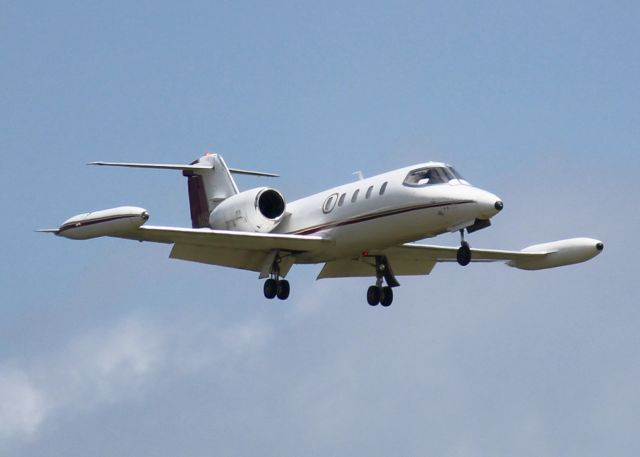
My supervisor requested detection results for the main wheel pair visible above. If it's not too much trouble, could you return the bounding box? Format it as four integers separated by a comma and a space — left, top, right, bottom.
264, 278, 290, 300
367, 285, 393, 307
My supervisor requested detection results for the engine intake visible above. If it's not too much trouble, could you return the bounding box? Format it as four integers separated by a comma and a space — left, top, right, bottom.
209, 187, 286, 233
258, 189, 286, 219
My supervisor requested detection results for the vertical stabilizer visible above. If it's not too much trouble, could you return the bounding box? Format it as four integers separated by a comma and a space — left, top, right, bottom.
182, 153, 239, 228
185, 173, 210, 228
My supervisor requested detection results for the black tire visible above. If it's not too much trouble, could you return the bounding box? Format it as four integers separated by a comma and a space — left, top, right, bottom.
367, 286, 381, 306
457, 243, 471, 266
264, 278, 278, 299
276, 279, 290, 300
380, 286, 393, 307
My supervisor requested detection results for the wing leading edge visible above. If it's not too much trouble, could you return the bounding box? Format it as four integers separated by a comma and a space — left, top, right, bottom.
113, 225, 330, 251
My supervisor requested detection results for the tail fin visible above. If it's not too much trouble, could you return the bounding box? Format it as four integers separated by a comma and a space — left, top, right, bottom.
183, 154, 238, 227
184, 170, 210, 228
89, 152, 278, 228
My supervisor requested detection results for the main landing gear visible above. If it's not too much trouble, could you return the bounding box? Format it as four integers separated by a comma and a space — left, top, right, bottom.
456, 229, 472, 266
366, 256, 400, 307
264, 278, 290, 300
367, 284, 393, 307
263, 255, 290, 300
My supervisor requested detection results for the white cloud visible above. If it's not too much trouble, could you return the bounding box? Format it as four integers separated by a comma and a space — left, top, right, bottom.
0, 312, 275, 446
51, 317, 167, 406
92, 320, 163, 377
0, 368, 48, 440
220, 317, 273, 355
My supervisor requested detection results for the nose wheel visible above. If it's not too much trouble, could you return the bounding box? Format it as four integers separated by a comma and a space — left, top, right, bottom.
366, 256, 399, 307
456, 230, 472, 266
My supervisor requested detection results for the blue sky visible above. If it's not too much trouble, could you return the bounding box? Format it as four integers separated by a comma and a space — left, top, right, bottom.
1, 1, 639, 456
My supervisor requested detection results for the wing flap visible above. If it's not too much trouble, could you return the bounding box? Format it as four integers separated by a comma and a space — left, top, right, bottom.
170, 244, 297, 275
317, 256, 436, 279
170, 244, 266, 272
317, 258, 376, 279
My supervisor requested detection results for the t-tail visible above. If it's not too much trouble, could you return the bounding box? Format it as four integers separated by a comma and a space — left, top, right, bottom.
89, 152, 278, 228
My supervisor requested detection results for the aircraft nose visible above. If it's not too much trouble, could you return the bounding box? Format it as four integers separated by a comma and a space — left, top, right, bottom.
476, 190, 503, 218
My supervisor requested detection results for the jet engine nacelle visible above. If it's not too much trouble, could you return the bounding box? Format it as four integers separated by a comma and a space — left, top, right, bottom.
508, 237, 604, 270
209, 187, 286, 233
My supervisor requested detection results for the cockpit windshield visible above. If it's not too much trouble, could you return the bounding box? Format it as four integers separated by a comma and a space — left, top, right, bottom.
402, 166, 469, 187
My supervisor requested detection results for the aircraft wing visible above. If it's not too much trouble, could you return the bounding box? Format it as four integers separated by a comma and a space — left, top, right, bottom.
113, 226, 332, 275
317, 244, 544, 280
318, 238, 602, 279
38, 205, 332, 276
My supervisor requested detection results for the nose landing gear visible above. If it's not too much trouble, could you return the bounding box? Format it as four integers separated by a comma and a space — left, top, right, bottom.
366, 256, 399, 307
456, 229, 472, 266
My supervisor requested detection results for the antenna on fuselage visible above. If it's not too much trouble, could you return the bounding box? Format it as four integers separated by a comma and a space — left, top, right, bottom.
353, 171, 364, 181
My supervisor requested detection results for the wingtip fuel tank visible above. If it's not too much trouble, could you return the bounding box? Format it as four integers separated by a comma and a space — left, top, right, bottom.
56, 206, 149, 240
507, 237, 604, 270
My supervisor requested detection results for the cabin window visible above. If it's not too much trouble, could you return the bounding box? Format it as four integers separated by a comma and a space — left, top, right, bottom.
366, 186, 373, 199
351, 189, 360, 203
379, 182, 388, 195
338, 193, 346, 206
322, 193, 338, 213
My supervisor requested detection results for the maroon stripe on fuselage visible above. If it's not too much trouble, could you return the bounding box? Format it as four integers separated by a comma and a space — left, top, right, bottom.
289, 200, 474, 236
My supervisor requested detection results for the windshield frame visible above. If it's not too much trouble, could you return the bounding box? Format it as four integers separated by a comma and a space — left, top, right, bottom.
402, 166, 466, 188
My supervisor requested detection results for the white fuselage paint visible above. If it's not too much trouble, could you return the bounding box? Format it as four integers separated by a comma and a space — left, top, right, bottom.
274, 163, 502, 262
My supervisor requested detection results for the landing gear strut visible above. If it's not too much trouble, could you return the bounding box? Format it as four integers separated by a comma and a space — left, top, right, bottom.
456, 229, 472, 266
263, 255, 290, 300
366, 256, 399, 307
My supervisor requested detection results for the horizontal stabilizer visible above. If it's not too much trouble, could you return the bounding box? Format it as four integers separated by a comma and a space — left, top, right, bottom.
88, 161, 213, 171
35, 228, 59, 234
88, 161, 278, 176
227, 168, 279, 177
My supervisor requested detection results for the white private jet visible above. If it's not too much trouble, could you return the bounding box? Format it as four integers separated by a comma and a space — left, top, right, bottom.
39, 152, 603, 306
